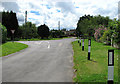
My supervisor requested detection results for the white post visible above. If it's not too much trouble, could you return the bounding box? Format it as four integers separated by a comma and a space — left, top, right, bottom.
79, 37, 81, 46
82, 39, 84, 51
108, 50, 114, 84
88, 39, 91, 60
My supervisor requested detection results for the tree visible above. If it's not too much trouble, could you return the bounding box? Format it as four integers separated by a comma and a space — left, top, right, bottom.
17, 22, 38, 39
2, 11, 18, 40
76, 15, 111, 38
37, 24, 50, 39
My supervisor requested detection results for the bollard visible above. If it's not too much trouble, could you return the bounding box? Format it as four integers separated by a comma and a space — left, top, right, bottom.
78, 36, 79, 43
88, 39, 91, 60
79, 37, 81, 46
108, 50, 114, 84
82, 39, 84, 51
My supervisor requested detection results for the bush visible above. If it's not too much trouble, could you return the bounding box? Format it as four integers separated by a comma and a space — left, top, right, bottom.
0, 23, 7, 43
100, 29, 112, 45
94, 25, 107, 42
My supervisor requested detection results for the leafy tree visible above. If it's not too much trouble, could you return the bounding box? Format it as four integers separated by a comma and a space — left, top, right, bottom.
17, 22, 38, 39
76, 15, 111, 38
37, 24, 50, 39
2, 11, 18, 40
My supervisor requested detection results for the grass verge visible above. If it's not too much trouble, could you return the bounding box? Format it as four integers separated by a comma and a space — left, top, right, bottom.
0, 42, 28, 57
72, 39, 119, 83
9, 37, 72, 41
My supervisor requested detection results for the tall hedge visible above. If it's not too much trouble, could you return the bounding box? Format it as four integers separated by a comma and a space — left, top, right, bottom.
0, 23, 7, 43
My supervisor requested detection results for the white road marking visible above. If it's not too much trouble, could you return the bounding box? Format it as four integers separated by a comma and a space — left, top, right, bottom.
40, 41, 50, 49
58, 43, 62, 47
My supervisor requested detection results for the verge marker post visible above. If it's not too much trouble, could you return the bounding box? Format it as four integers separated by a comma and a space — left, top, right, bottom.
108, 49, 114, 84
79, 35, 81, 46
82, 39, 84, 51
88, 39, 91, 60
78, 36, 79, 43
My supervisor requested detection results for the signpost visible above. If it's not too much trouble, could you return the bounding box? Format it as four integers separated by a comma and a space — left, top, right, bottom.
88, 39, 91, 60
108, 50, 114, 84
11, 30, 15, 42
82, 39, 84, 51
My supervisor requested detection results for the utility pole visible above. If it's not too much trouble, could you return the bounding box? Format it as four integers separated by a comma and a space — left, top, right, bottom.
25, 11, 27, 39
58, 21, 60, 30
25, 11, 27, 24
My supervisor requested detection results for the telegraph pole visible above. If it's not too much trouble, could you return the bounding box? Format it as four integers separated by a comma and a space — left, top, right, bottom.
25, 11, 27, 24
58, 21, 60, 30
25, 11, 27, 39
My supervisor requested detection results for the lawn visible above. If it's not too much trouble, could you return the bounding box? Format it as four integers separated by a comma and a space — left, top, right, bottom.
72, 39, 119, 83
0, 42, 28, 57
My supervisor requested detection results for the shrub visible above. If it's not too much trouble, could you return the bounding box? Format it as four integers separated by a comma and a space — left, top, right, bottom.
94, 25, 107, 42
100, 29, 112, 45
0, 23, 7, 43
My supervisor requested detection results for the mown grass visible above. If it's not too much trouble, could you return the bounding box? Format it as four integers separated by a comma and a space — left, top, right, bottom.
72, 39, 119, 83
0, 42, 28, 57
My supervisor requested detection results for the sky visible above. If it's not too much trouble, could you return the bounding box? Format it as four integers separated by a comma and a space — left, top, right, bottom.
0, 0, 119, 30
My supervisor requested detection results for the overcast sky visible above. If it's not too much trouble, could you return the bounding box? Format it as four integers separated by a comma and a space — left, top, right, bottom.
0, 0, 119, 30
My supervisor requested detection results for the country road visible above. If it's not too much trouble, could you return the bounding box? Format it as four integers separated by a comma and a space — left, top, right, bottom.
2, 38, 76, 82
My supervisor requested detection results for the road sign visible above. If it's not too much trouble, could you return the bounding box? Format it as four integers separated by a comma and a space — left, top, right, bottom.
11, 30, 15, 34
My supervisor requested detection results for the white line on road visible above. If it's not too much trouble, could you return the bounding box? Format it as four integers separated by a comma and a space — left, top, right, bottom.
58, 43, 63, 47
40, 41, 50, 49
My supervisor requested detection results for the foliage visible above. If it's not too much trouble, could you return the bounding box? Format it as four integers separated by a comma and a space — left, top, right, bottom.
1, 11, 18, 38
100, 29, 112, 45
50, 29, 65, 38
111, 20, 120, 45
16, 22, 38, 39
37, 24, 50, 39
17, 22, 39, 39
0, 23, 7, 43
76, 15, 110, 37
94, 25, 107, 42
101, 19, 120, 47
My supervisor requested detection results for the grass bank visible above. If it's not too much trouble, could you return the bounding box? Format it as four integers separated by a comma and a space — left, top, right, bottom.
0, 42, 28, 57
72, 39, 119, 83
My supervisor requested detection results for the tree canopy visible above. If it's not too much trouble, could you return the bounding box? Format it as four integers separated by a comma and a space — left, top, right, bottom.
37, 24, 50, 39
1, 11, 18, 37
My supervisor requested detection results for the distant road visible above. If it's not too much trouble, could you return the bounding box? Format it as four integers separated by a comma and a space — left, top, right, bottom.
2, 38, 76, 82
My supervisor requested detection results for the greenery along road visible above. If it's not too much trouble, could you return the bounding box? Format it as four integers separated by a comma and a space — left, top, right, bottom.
0, 42, 28, 57
72, 39, 119, 83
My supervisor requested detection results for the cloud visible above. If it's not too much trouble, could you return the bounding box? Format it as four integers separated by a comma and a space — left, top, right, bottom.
55, 2, 76, 14
1, 0, 119, 29
2, 2, 19, 12
118, 1, 120, 19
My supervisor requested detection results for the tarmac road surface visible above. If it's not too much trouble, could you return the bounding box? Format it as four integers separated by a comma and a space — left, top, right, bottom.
2, 38, 76, 82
